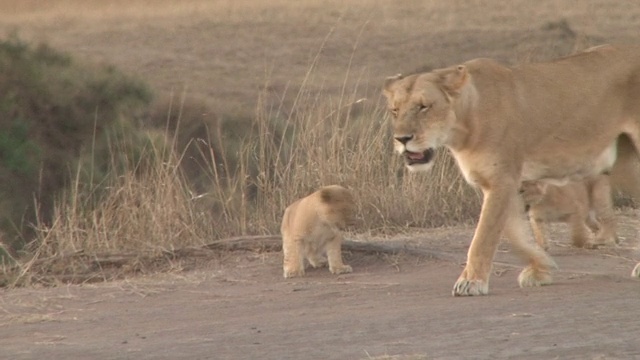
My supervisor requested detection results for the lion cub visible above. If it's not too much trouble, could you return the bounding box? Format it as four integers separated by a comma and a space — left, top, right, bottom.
281, 185, 356, 278
520, 175, 618, 250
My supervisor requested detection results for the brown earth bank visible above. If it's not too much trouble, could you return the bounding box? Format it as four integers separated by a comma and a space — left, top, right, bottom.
3, 0, 640, 117
1, 211, 639, 360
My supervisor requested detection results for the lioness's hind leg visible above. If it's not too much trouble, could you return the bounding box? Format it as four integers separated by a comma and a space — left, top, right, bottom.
283, 236, 305, 278
326, 234, 352, 275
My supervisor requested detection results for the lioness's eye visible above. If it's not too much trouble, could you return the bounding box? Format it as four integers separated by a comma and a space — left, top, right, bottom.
418, 104, 432, 112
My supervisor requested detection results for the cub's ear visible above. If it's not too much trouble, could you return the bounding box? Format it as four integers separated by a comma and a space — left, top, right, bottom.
320, 187, 337, 203
383, 73, 403, 96
437, 65, 468, 96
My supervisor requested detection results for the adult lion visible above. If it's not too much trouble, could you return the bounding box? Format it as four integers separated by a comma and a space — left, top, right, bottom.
383, 45, 640, 296
281, 185, 355, 278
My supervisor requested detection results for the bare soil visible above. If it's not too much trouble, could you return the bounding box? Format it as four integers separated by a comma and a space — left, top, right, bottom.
2, 211, 639, 359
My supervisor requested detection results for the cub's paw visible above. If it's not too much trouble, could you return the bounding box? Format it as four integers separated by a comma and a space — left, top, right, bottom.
631, 263, 640, 278
452, 278, 489, 296
283, 267, 305, 278
590, 235, 620, 248
330, 264, 352, 275
518, 265, 553, 287
308, 256, 328, 269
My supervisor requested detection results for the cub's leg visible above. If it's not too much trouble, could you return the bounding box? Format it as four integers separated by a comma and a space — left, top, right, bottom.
568, 214, 592, 248
529, 216, 548, 250
589, 175, 618, 246
282, 236, 306, 278
305, 246, 328, 269
632, 263, 640, 278
325, 234, 352, 275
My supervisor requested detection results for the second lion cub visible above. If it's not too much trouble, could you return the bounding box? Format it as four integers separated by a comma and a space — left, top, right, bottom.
281, 185, 356, 278
520, 175, 618, 250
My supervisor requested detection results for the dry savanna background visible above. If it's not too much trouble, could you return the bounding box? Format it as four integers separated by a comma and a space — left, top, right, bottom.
0, 0, 638, 286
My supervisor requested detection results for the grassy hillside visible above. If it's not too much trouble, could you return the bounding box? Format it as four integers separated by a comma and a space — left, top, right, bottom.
0, 35, 152, 252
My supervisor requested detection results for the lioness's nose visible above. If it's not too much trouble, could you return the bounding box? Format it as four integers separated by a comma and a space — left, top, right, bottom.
394, 135, 413, 145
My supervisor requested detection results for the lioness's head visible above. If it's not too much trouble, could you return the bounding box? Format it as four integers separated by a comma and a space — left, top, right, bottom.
383, 65, 469, 172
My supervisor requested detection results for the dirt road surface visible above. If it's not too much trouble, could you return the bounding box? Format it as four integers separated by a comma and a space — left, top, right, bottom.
2, 213, 639, 360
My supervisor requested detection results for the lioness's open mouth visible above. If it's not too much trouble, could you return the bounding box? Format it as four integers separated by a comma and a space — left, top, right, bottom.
404, 148, 435, 165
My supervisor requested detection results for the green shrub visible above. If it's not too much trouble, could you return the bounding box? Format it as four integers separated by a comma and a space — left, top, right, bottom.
0, 35, 152, 249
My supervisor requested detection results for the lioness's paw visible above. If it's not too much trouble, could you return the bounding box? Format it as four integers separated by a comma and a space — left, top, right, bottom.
330, 264, 352, 275
283, 268, 305, 278
631, 263, 640, 278
452, 278, 489, 296
518, 266, 553, 287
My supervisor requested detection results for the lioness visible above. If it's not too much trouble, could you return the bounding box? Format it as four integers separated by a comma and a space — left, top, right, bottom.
281, 185, 355, 278
383, 45, 640, 296
520, 175, 618, 250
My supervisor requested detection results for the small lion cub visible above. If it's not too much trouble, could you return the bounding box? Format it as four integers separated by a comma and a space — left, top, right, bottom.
281, 185, 356, 278
520, 175, 618, 250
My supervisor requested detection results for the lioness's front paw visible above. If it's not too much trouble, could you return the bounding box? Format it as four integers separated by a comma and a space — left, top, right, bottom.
518, 265, 553, 287
452, 278, 489, 296
330, 264, 352, 275
283, 267, 305, 278
631, 263, 640, 278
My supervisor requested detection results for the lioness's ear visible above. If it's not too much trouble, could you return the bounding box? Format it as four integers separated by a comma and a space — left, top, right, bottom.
383, 73, 403, 96
438, 65, 468, 96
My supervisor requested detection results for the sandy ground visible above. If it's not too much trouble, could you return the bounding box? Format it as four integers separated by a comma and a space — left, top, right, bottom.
2, 212, 639, 360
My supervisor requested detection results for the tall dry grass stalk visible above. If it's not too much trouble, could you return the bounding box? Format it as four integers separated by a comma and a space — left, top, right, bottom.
35, 138, 215, 255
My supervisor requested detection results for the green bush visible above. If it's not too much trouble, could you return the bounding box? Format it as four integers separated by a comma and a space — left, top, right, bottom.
0, 36, 152, 249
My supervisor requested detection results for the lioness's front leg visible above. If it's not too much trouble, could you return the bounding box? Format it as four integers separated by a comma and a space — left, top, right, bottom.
632, 263, 640, 278
453, 185, 514, 296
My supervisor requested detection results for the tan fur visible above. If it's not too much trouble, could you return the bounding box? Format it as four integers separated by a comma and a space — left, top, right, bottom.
281, 185, 355, 278
520, 175, 618, 250
383, 45, 640, 295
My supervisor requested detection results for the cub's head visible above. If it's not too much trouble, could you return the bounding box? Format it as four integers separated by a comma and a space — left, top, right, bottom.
383, 65, 469, 172
318, 185, 356, 230
519, 181, 548, 209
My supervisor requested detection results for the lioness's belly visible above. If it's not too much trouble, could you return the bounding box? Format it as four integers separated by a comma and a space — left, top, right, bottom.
522, 142, 617, 184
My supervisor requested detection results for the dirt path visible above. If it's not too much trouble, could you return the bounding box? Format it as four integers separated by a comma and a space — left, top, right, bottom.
2, 217, 639, 360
